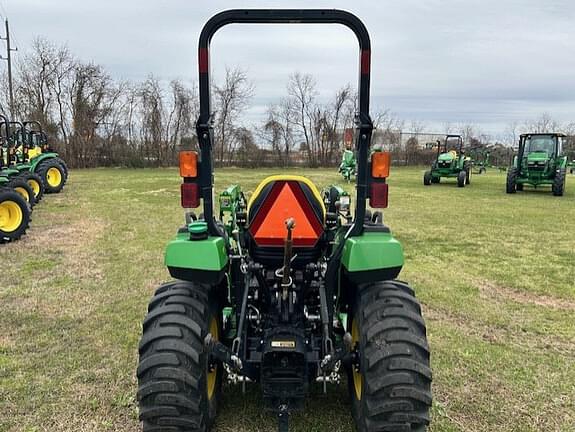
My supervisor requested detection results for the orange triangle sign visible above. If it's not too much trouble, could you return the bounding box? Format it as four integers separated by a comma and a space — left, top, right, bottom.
253, 182, 321, 247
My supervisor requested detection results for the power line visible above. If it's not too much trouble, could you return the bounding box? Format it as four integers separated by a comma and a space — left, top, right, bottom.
0, 19, 17, 116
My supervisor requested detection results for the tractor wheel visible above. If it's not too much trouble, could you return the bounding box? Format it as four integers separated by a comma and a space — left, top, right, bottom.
552, 169, 566, 196
465, 169, 471, 185
431, 176, 440, 184
37, 159, 67, 194
479, 167, 486, 174
457, 171, 466, 187
137, 280, 223, 432
19, 172, 45, 203
506, 168, 517, 194
516, 183, 524, 191
8, 177, 36, 208
348, 280, 432, 432
423, 171, 432, 186
0, 188, 31, 243
55, 157, 69, 177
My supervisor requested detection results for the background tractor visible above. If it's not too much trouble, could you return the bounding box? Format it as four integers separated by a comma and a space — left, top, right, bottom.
423, 134, 471, 187
7, 120, 68, 194
469, 146, 490, 174
506, 133, 567, 196
0, 117, 39, 207
338, 148, 356, 182
136, 9, 432, 432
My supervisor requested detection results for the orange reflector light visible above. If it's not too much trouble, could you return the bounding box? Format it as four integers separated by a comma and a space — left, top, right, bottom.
371, 151, 390, 178
179, 151, 198, 178
370, 182, 388, 208
181, 182, 200, 208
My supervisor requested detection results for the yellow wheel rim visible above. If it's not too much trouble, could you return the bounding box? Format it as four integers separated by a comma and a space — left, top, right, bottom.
0, 200, 24, 233
352, 317, 362, 401
207, 316, 219, 400
47, 167, 62, 187
14, 187, 30, 204
28, 179, 41, 197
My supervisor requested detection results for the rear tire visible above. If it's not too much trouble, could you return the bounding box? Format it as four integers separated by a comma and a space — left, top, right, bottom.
137, 280, 223, 432
348, 280, 432, 432
37, 159, 67, 193
552, 168, 566, 196
506, 168, 517, 194
457, 171, 466, 187
19, 172, 45, 203
8, 177, 36, 207
423, 171, 432, 186
465, 168, 471, 185
0, 188, 31, 243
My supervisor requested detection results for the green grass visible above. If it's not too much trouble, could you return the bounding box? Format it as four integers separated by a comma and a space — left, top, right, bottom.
1, 167, 574, 432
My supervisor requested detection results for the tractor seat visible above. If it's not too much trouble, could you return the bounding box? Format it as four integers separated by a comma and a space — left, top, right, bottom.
247, 175, 326, 268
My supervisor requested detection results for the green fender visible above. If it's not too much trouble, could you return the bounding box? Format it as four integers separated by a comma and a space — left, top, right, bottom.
341, 231, 404, 283
30, 152, 60, 171
557, 156, 567, 169
164, 232, 228, 284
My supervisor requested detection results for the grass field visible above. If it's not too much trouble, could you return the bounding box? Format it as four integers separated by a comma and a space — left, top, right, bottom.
1, 167, 574, 432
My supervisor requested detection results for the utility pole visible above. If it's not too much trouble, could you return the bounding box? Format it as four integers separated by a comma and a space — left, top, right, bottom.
0, 19, 17, 117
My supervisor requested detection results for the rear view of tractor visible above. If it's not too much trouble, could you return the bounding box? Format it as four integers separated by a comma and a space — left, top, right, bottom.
424, 135, 471, 187
136, 9, 431, 432
506, 133, 567, 196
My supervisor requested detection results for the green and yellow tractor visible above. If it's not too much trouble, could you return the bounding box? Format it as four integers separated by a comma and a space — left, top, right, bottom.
506, 133, 567, 196
136, 9, 432, 432
0, 116, 32, 243
469, 147, 490, 174
423, 134, 471, 187
8, 120, 68, 194
0, 116, 40, 208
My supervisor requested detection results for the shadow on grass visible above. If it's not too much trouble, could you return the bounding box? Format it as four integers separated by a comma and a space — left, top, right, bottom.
214, 380, 355, 432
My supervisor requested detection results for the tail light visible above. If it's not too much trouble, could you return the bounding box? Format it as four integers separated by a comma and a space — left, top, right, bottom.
179, 151, 198, 178
179, 150, 200, 208
369, 183, 388, 208
369, 151, 391, 208
181, 182, 200, 208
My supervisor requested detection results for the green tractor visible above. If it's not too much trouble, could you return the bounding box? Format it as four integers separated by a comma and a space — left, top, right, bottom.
423, 134, 471, 187
0, 117, 32, 242
0, 116, 40, 207
0, 183, 31, 243
506, 133, 567, 196
136, 9, 432, 432
338, 148, 356, 182
469, 147, 490, 174
8, 120, 68, 194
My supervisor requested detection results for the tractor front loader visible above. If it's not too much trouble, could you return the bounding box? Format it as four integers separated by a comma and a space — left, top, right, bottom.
136, 9, 432, 432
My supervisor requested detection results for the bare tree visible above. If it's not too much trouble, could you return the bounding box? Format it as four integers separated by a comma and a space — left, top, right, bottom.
287, 72, 317, 166
212, 67, 254, 165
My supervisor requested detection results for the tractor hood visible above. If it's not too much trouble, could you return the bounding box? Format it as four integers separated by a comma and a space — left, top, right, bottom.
526, 151, 549, 163
438, 152, 455, 162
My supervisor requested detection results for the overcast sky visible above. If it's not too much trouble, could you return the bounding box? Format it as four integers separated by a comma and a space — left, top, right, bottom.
3, 0, 575, 137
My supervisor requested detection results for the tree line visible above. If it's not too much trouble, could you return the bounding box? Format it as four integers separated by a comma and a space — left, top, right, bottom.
1, 37, 573, 168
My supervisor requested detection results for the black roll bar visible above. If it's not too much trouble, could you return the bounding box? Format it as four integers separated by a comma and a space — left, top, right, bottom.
196, 9, 373, 237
